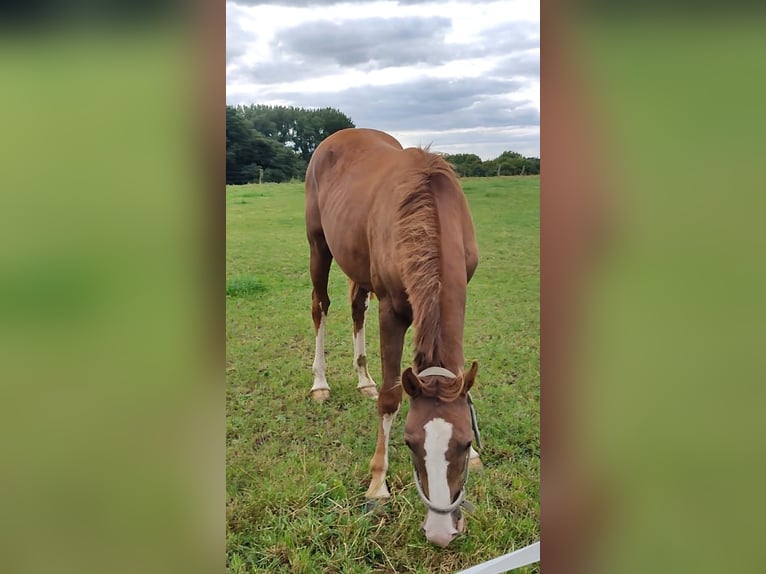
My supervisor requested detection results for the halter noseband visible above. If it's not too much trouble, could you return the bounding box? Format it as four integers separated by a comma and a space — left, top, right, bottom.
411, 366, 480, 515
413, 448, 473, 514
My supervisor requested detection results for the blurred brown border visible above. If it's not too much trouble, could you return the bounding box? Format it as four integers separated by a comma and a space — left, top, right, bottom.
201, 0, 225, 338
541, 0, 607, 571
198, 0, 226, 567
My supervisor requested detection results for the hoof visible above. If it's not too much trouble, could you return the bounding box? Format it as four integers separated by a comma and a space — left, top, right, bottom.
358, 385, 378, 399
365, 479, 390, 499
363, 498, 383, 513
469, 456, 484, 470
310, 389, 330, 402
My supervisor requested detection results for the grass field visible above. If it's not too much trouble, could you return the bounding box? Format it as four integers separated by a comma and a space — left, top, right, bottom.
226, 176, 540, 573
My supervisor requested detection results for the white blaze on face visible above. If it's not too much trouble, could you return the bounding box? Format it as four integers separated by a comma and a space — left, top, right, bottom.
311, 312, 329, 391
422, 417, 457, 547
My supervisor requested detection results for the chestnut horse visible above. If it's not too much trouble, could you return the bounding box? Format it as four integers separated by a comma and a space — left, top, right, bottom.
305, 128, 481, 547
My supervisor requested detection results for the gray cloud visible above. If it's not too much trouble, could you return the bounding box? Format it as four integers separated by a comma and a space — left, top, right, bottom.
226, 5, 249, 62
229, 75, 538, 134
466, 20, 538, 52
274, 17, 453, 68
229, 0, 338, 5
489, 51, 539, 80
334, 77, 537, 131
229, 59, 337, 85
226, 16, 455, 86
226, 2, 540, 156
406, 128, 541, 159
230, 0, 441, 5
228, 17, 539, 86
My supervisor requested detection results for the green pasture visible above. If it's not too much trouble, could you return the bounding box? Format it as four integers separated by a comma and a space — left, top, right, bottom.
226, 176, 540, 573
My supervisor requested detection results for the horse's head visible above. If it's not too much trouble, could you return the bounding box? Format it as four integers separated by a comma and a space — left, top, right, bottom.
401, 361, 479, 547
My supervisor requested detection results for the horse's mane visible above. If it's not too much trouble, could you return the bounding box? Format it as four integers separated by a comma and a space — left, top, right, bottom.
418, 372, 467, 402
395, 147, 465, 402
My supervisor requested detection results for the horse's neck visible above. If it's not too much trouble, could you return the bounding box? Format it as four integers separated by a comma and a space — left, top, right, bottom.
433, 243, 467, 373
415, 189, 467, 374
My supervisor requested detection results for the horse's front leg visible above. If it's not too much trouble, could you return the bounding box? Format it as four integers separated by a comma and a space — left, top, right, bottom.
365, 298, 409, 499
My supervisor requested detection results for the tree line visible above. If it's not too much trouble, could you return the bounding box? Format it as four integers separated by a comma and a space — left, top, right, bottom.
226, 104, 539, 184
226, 104, 355, 184
442, 151, 540, 178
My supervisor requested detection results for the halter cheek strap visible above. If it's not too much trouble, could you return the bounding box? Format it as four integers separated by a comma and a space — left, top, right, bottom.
467, 392, 482, 450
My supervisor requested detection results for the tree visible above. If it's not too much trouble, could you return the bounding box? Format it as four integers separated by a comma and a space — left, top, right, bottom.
493, 151, 524, 175
226, 105, 355, 184
226, 106, 257, 185
226, 105, 539, 184
226, 106, 302, 184
522, 157, 540, 175
443, 150, 540, 178
443, 153, 486, 177
292, 107, 355, 163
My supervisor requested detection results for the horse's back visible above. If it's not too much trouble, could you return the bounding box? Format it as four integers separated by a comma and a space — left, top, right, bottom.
308, 128, 403, 193
318, 127, 402, 152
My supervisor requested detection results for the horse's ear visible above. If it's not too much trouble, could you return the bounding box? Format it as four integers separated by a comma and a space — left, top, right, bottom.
402, 367, 421, 397
463, 361, 479, 393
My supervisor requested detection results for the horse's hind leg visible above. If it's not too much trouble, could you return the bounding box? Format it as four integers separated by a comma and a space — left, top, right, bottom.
350, 281, 377, 398
309, 235, 332, 402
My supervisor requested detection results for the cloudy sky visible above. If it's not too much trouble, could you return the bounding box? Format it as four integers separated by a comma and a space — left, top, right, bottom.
226, 0, 539, 160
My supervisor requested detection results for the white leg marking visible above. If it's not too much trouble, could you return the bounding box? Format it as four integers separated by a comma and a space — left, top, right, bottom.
423, 418, 458, 547
353, 327, 367, 380
311, 313, 329, 392
381, 409, 397, 471
366, 409, 399, 498
354, 294, 377, 397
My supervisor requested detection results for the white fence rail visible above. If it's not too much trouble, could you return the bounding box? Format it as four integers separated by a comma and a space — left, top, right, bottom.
455, 541, 540, 574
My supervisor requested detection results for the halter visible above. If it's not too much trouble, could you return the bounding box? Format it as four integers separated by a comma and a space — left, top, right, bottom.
411, 366, 481, 515
413, 448, 474, 515
417, 366, 459, 379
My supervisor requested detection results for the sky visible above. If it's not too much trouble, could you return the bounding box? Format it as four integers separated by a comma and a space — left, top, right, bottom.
226, 0, 540, 160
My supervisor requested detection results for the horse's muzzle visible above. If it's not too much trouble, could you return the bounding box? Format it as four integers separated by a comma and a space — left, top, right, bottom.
422, 509, 465, 547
